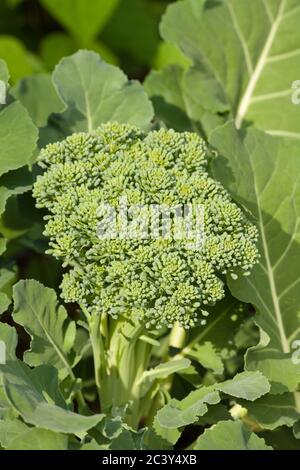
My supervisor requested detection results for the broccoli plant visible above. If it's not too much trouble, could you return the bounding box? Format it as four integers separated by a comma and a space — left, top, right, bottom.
1, 0, 300, 447
32, 122, 259, 426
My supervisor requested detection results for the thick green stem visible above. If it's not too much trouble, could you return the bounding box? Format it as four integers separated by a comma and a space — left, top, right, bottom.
89, 312, 105, 407
169, 322, 186, 349
89, 317, 152, 427
159, 323, 187, 398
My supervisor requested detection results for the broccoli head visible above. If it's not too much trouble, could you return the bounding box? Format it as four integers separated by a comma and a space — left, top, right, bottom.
33, 123, 259, 329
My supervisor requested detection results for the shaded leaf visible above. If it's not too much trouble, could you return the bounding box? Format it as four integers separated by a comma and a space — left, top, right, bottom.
263, 426, 300, 450
243, 393, 300, 430
102, 0, 159, 66
194, 420, 272, 450
13, 74, 64, 127
0, 167, 35, 217
185, 341, 223, 374
145, 65, 193, 131
156, 371, 269, 432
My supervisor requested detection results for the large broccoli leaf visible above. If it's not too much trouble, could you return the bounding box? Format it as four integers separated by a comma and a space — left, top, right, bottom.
51, 50, 154, 134
210, 123, 300, 399
160, 0, 300, 139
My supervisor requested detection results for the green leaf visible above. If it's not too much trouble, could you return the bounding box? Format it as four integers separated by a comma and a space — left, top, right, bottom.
40, 0, 120, 45
242, 394, 300, 430
185, 342, 224, 375
0, 172, 37, 260
194, 420, 272, 450
156, 371, 269, 432
40, 33, 76, 71
215, 371, 270, 401
52, 50, 153, 133
264, 426, 300, 450
40, 33, 118, 72
293, 420, 300, 439
0, 323, 17, 409
137, 358, 191, 386
145, 65, 193, 131
7, 427, 68, 450
0, 417, 67, 450
0, 167, 35, 218
80, 440, 108, 450
161, 0, 300, 139
87, 41, 118, 66
0, 417, 68, 449
110, 428, 145, 451
101, 0, 159, 66
13, 74, 64, 127
0, 267, 17, 315
0, 293, 9, 316
0, 360, 104, 433
156, 388, 220, 430
182, 66, 229, 121
153, 42, 191, 70
12, 280, 76, 377
0, 101, 38, 177
0, 239, 6, 256
210, 123, 300, 394
0, 168, 37, 252
0, 195, 36, 242
1, 361, 66, 408
99, 412, 147, 451
0, 418, 29, 448
0, 323, 17, 361
0, 36, 34, 83
152, 415, 181, 446
5, 0, 24, 8
197, 404, 231, 426
185, 295, 251, 361
145, 64, 227, 136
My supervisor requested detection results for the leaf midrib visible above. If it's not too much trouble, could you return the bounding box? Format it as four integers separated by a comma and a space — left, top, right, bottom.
235, 0, 287, 128
74, 60, 93, 132
251, 156, 290, 354
21, 292, 74, 377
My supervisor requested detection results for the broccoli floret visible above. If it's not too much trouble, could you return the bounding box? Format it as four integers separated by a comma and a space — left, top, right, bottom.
33, 123, 259, 329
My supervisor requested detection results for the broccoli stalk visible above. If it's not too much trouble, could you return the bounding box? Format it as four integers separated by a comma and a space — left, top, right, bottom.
33, 123, 259, 427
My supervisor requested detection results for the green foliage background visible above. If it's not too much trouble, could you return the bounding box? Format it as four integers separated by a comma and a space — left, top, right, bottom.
0, 0, 189, 82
